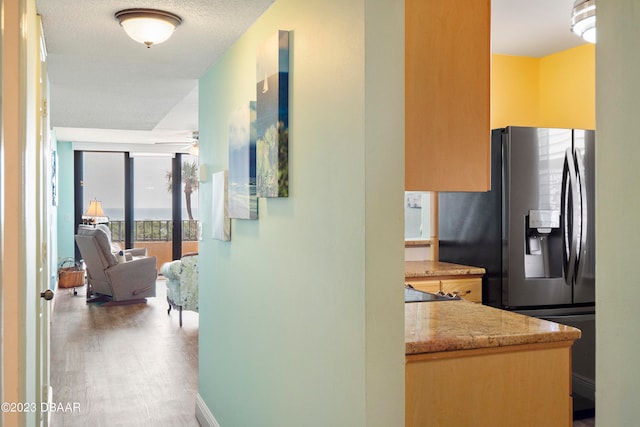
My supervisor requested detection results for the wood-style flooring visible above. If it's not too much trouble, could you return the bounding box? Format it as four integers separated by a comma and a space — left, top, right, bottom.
50, 279, 199, 427
574, 415, 596, 427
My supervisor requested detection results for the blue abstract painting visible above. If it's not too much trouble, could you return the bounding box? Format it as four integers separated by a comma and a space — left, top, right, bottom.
228, 101, 258, 220
256, 30, 290, 198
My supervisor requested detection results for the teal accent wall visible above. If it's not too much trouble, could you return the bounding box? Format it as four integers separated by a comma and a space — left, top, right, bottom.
197, 0, 405, 425
596, 2, 640, 425
56, 140, 76, 263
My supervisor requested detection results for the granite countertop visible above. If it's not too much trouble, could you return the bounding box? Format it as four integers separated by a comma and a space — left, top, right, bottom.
405, 260, 485, 278
405, 300, 581, 355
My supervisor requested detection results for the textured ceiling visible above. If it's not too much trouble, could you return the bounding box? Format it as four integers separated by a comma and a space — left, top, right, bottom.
36, 0, 587, 149
36, 0, 274, 148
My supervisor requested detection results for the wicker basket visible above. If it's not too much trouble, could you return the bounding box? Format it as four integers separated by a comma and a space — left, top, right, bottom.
58, 259, 84, 288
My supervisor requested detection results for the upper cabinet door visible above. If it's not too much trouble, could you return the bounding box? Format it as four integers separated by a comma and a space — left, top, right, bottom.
405, 0, 491, 192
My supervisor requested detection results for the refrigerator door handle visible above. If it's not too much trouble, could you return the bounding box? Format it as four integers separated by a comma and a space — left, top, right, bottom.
575, 149, 587, 279
561, 148, 580, 286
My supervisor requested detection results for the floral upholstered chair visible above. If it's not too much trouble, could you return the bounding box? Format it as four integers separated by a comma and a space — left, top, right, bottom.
160, 253, 198, 327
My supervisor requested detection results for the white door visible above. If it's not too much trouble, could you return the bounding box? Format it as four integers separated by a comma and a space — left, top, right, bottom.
35, 13, 54, 426
0, 2, 53, 426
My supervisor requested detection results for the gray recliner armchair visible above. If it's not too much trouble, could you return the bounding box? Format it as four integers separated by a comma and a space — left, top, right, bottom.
75, 225, 157, 304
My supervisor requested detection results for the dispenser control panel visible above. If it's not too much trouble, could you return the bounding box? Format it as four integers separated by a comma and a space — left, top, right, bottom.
528, 210, 560, 230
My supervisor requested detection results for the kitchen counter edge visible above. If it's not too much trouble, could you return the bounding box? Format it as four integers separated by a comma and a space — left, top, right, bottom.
405, 260, 485, 278
405, 300, 582, 355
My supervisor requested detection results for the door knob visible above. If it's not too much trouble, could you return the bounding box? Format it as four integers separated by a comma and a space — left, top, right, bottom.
40, 289, 54, 300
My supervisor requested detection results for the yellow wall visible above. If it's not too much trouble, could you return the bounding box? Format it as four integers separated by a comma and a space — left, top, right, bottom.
540, 44, 595, 129
492, 44, 595, 130
491, 54, 540, 128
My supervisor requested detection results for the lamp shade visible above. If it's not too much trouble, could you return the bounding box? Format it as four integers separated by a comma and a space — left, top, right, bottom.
571, 0, 596, 44
115, 9, 182, 48
82, 199, 109, 224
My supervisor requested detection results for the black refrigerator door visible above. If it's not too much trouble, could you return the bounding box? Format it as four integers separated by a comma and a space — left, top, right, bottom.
572, 129, 596, 304
503, 127, 572, 307
439, 127, 592, 308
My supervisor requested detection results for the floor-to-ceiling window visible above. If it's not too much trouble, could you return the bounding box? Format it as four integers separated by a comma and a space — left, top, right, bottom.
180, 153, 199, 255
132, 154, 174, 266
82, 152, 125, 246
77, 151, 197, 266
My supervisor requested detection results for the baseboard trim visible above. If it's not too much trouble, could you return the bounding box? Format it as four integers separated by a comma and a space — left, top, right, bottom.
195, 393, 221, 427
573, 372, 595, 401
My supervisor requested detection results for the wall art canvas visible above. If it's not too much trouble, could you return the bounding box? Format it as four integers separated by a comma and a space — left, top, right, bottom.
212, 170, 231, 241
256, 30, 290, 198
228, 101, 258, 219
51, 149, 58, 206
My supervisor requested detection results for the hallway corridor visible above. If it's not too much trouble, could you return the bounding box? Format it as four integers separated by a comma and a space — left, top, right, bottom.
50, 279, 199, 426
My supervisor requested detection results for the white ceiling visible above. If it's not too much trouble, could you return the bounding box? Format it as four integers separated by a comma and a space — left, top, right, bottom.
36, 0, 587, 151
37, 0, 275, 151
492, 0, 586, 57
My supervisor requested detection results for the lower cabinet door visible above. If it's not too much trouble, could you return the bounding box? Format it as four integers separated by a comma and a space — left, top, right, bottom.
406, 279, 441, 294
440, 278, 482, 303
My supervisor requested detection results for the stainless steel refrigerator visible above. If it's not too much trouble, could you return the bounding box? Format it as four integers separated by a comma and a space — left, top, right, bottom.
439, 126, 595, 412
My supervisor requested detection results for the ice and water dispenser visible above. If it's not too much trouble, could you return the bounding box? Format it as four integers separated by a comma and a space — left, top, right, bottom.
524, 209, 562, 278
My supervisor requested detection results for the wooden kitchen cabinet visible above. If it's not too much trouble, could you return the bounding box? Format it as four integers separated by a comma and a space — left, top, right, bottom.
405, 278, 441, 294
406, 341, 574, 427
405, 0, 491, 191
440, 278, 482, 303
405, 285, 580, 427
406, 277, 482, 303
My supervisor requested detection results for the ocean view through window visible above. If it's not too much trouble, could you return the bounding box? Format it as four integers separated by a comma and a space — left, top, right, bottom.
80, 152, 199, 267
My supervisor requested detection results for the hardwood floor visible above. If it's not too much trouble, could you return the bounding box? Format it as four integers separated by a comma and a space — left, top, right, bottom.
50, 279, 199, 426
573, 417, 595, 427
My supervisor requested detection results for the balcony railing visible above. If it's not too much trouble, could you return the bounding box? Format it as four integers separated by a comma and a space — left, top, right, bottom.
108, 220, 199, 242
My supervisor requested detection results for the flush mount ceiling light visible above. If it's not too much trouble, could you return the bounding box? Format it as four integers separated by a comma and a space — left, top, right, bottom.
571, 0, 596, 44
115, 8, 182, 48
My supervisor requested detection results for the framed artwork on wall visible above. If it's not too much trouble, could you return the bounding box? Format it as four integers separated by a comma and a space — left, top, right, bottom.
228, 101, 258, 219
212, 170, 231, 241
51, 149, 58, 206
256, 30, 290, 198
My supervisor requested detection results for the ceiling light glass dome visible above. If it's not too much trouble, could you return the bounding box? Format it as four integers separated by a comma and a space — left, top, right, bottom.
115, 9, 182, 48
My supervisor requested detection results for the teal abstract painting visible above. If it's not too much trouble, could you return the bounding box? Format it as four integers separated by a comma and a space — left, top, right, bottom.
228, 101, 258, 219
256, 30, 290, 198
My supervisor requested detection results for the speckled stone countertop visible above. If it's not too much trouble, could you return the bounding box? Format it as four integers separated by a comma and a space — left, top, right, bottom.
405, 300, 581, 355
405, 260, 485, 278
